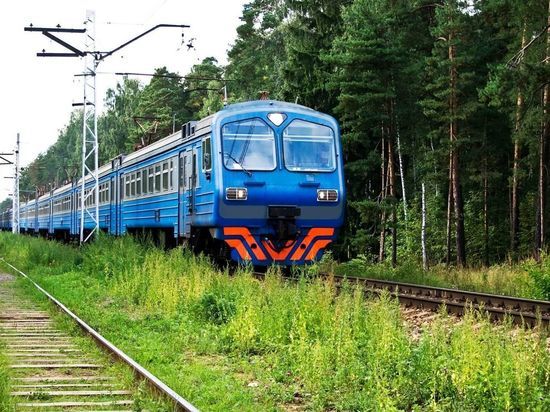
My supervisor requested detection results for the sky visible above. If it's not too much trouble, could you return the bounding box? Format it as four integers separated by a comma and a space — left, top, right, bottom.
0, 0, 247, 201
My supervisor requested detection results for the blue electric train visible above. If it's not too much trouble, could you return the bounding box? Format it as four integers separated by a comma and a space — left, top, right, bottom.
0, 100, 345, 266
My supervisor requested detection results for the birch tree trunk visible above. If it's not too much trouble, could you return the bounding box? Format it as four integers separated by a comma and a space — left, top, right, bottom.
535, 2, 549, 261
396, 119, 407, 221
379, 131, 386, 262
449, 37, 466, 267
511, 24, 527, 255
387, 134, 397, 267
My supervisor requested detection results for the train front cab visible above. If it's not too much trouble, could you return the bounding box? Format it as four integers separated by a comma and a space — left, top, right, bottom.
211, 101, 345, 266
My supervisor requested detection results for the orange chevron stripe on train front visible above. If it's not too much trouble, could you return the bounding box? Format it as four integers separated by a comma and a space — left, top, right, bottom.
223, 227, 335, 264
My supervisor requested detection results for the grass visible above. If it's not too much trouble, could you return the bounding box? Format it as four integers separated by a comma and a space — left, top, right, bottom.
329, 253, 550, 300
0, 232, 549, 411
0, 340, 14, 412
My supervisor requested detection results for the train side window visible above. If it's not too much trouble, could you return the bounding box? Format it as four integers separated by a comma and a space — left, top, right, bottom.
136, 171, 142, 196
169, 159, 175, 190
192, 153, 197, 186
125, 176, 130, 198
131, 174, 136, 197
155, 165, 161, 192
148, 167, 154, 193
179, 155, 184, 190
142, 169, 148, 194
162, 162, 169, 191
202, 136, 211, 171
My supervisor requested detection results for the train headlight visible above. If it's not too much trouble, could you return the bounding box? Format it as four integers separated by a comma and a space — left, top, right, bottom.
226, 187, 248, 200
317, 189, 338, 202
267, 112, 286, 126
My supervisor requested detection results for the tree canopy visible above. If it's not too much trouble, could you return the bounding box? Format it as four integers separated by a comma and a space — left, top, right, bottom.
4, 0, 549, 267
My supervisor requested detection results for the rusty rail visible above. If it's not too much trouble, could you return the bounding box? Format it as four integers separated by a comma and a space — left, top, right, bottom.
0, 257, 199, 412
331, 275, 550, 327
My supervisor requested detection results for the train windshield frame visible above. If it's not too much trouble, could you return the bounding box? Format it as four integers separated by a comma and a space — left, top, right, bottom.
221, 118, 276, 172
282, 119, 336, 172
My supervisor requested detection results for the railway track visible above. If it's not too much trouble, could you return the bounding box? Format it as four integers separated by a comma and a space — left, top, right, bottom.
331, 275, 550, 327
0, 262, 198, 412
254, 271, 550, 327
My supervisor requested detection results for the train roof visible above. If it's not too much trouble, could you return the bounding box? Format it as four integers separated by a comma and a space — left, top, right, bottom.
220, 100, 318, 114
122, 130, 181, 167
9, 100, 333, 206
213, 100, 336, 126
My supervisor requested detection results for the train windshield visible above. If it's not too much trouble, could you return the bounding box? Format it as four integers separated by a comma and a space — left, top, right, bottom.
283, 119, 336, 172
222, 118, 276, 171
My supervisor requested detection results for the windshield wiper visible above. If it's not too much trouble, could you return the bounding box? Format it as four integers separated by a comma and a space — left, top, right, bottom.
224, 152, 252, 176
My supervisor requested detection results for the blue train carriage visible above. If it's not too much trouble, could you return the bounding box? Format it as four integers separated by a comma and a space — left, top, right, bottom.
118, 130, 184, 242
0, 208, 11, 230
20, 199, 35, 234
50, 181, 75, 240
36, 192, 52, 236
74, 163, 114, 238
203, 100, 346, 266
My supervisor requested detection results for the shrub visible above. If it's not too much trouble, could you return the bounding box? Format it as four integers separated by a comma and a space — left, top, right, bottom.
522, 254, 550, 300
198, 290, 237, 324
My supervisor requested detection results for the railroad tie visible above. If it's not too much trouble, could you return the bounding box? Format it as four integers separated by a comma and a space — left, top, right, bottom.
0, 274, 137, 411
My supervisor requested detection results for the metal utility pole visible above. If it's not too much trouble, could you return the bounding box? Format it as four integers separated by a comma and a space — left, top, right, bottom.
25, 14, 189, 243
13, 133, 20, 234
0, 138, 19, 234
79, 10, 99, 243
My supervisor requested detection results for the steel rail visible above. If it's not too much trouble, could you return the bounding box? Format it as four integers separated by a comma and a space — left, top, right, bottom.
0, 257, 199, 412
253, 271, 549, 327
330, 274, 550, 327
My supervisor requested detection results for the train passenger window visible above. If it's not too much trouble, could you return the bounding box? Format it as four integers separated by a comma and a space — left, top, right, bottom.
162, 162, 169, 191
131, 174, 136, 197
148, 167, 154, 193
136, 171, 142, 196
179, 155, 184, 190
202, 137, 211, 171
142, 169, 148, 194
169, 160, 174, 190
125, 176, 130, 198
155, 165, 161, 192
192, 153, 197, 184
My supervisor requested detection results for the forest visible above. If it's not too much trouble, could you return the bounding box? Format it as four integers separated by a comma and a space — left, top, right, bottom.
3, 0, 549, 268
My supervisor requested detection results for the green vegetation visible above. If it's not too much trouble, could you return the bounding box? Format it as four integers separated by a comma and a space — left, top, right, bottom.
0, 265, 171, 412
330, 253, 550, 300
0, 341, 14, 412
1, 0, 548, 269
1, 233, 549, 411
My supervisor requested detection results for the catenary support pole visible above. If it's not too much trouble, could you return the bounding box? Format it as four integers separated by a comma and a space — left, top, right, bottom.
12, 133, 20, 234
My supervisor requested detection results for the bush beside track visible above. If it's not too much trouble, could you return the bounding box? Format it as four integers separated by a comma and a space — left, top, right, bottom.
329, 253, 550, 301
0, 233, 549, 411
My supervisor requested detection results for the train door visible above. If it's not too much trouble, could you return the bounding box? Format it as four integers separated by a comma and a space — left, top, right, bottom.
178, 151, 186, 238
190, 149, 197, 214
110, 176, 117, 235
70, 190, 74, 236
182, 150, 194, 237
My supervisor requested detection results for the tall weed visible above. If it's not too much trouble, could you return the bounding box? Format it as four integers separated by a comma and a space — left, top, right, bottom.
0, 233, 548, 410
